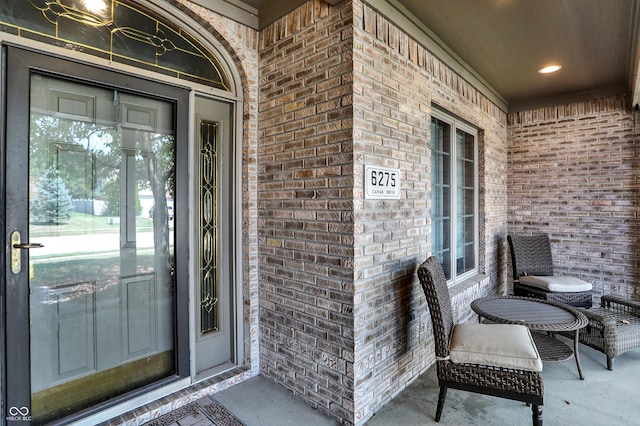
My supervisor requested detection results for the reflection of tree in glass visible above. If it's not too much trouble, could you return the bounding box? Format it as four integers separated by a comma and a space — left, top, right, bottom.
137, 131, 175, 276
29, 115, 117, 201
31, 166, 74, 225
101, 175, 142, 217
29, 112, 175, 277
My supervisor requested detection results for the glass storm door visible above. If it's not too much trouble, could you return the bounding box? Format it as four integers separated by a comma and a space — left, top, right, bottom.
4, 47, 189, 425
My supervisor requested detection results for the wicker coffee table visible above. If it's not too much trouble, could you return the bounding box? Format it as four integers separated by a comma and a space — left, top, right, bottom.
471, 296, 589, 379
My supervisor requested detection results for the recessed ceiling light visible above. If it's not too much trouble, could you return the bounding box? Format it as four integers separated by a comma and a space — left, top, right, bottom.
538, 65, 562, 74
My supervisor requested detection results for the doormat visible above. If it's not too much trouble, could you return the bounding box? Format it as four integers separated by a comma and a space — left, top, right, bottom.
144, 398, 246, 426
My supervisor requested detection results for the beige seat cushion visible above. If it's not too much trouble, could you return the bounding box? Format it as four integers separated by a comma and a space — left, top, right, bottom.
449, 323, 543, 372
520, 275, 592, 292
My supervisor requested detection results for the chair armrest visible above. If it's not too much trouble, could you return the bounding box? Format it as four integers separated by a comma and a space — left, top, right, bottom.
579, 308, 617, 330
601, 295, 640, 316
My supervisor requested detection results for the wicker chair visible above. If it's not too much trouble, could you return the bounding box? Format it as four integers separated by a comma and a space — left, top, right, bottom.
568, 295, 640, 370
418, 256, 544, 426
507, 235, 593, 308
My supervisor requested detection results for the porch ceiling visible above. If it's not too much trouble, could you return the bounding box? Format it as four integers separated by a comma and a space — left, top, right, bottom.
231, 0, 640, 112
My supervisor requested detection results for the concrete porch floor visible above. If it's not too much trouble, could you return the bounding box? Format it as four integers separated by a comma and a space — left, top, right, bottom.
209, 337, 639, 426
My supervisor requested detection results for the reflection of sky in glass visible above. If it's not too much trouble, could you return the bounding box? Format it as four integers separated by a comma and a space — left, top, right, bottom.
85, 130, 114, 155
30, 116, 117, 155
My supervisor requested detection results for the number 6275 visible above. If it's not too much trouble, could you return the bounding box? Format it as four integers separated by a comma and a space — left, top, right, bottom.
370, 170, 397, 187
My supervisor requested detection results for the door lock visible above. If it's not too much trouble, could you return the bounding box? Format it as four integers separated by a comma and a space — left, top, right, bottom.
10, 231, 43, 274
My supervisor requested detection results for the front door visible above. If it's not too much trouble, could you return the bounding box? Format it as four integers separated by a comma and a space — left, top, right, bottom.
3, 46, 190, 425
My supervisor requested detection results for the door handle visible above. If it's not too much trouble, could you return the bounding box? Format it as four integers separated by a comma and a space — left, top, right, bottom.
10, 231, 44, 274
13, 243, 44, 249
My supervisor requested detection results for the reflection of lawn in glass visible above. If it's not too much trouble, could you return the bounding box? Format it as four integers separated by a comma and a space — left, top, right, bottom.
30, 212, 159, 237
31, 254, 156, 285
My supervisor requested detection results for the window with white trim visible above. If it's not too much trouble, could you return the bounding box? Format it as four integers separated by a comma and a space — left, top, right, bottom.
430, 109, 478, 283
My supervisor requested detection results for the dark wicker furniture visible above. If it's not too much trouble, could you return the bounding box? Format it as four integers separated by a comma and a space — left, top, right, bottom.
508, 234, 593, 308
565, 295, 640, 370
418, 257, 544, 426
471, 296, 589, 380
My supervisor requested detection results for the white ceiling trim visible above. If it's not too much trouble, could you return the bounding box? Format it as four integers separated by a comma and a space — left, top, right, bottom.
190, 0, 259, 29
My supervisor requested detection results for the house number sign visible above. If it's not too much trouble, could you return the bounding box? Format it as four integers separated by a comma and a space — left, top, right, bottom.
365, 165, 401, 199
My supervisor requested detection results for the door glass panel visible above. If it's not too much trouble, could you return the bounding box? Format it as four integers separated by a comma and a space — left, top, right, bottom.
28, 73, 176, 424
199, 120, 219, 334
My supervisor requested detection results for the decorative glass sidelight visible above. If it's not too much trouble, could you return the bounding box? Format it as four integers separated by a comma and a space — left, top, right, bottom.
199, 121, 219, 334
0, 0, 230, 90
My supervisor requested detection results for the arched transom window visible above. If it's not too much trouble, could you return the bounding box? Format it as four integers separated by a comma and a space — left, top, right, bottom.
0, 0, 230, 90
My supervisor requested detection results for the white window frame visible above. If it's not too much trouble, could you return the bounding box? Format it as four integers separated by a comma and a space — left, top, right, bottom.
430, 108, 479, 285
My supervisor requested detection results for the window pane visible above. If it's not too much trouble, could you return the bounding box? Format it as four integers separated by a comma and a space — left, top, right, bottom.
432, 115, 476, 282
431, 118, 453, 279
464, 188, 474, 216
455, 128, 475, 276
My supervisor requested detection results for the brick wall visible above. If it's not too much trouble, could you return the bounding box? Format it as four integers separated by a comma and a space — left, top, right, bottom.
507, 97, 640, 300
159, 2, 640, 425
176, 0, 515, 423
257, 1, 356, 423
351, 1, 508, 423
178, 0, 513, 424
